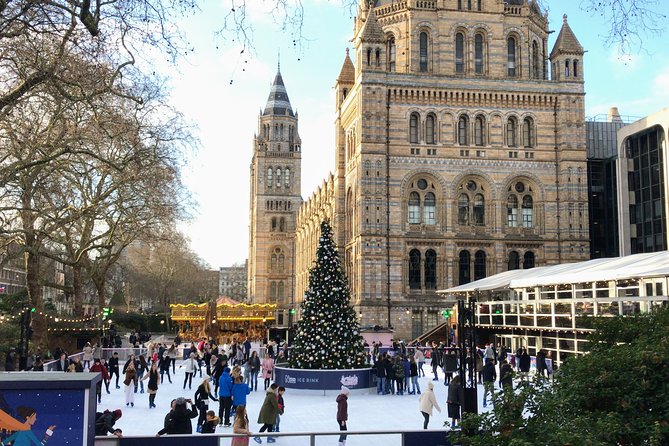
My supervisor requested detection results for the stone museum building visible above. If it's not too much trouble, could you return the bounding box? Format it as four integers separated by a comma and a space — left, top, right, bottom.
248, 0, 590, 339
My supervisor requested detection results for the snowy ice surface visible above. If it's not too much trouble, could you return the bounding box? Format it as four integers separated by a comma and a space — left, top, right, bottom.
96, 360, 494, 446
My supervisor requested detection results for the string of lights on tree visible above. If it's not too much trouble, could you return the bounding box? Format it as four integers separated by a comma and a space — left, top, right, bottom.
288, 220, 367, 370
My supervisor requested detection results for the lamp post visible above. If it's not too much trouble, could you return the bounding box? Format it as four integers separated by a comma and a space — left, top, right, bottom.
457, 290, 478, 421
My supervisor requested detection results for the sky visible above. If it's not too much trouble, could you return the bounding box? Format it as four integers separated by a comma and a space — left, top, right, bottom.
166, 0, 669, 269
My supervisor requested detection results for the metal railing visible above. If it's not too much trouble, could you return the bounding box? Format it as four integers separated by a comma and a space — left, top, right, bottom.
94, 428, 452, 446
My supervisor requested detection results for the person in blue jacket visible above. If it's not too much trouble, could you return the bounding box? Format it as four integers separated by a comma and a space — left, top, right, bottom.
218, 367, 233, 427
0, 407, 56, 446
231, 375, 251, 413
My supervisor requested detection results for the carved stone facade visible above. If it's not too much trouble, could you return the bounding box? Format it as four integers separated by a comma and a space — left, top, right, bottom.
250, 0, 590, 340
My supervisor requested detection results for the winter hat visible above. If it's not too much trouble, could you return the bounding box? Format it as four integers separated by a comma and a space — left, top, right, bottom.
340, 386, 350, 395
113, 409, 122, 420
175, 397, 187, 406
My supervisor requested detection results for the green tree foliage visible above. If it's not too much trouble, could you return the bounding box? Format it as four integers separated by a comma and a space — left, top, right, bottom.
453, 308, 669, 446
289, 220, 366, 370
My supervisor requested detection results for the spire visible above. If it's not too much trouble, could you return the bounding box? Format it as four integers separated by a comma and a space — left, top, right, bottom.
550, 14, 584, 59
337, 48, 355, 84
358, 7, 385, 43
263, 66, 294, 117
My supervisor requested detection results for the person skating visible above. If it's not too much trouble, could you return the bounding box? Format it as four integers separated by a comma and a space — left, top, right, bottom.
218, 367, 234, 427
156, 397, 198, 436
180, 352, 197, 390
82, 342, 94, 370
141, 362, 161, 408
232, 375, 251, 415
232, 405, 253, 446
89, 358, 110, 403
408, 355, 420, 395
248, 351, 260, 391
336, 386, 349, 446
200, 410, 220, 434
136, 355, 148, 394
94, 409, 122, 437
274, 386, 285, 432
108, 352, 121, 389
418, 381, 441, 429
159, 349, 172, 384
482, 358, 497, 407
261, 353, 274, 391
447, 375, 462, 429
253, 383, 279, 444
123, 361, 138, 408
195, 376, 219, 429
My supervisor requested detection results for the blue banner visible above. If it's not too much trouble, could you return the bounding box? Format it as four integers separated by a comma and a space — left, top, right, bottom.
274, 366, 373, 390
403, 431, 452, 446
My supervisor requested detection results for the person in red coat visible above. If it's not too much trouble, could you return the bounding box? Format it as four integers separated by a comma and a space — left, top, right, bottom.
90, 358, 110, 403
336, 386, 349, 446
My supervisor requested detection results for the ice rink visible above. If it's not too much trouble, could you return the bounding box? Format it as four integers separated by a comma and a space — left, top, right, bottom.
96, 359, 494, 445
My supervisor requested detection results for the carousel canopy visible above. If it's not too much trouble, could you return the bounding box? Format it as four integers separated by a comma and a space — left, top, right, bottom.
170, 296, 276, 322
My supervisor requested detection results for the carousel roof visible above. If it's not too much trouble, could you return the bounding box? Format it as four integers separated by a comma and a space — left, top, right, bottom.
169, 296, 276, 308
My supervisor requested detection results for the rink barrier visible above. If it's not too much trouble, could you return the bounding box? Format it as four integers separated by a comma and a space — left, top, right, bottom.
94, 429, 452, 446
273, 366, 374, 391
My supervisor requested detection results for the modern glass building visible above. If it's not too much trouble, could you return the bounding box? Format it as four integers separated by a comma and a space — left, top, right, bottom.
617, 109, 669, 255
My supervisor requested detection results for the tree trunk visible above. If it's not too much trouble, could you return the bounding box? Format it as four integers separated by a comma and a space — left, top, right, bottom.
93, 276, 107, 312
72, 264, 84, 315
21, 184, 47, 350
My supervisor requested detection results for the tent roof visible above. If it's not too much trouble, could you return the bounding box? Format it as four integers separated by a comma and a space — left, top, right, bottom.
438, 251, 669, 294
216, 296, 241, 306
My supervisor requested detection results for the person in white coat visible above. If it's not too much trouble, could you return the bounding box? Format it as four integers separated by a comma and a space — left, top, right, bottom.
418, 381, 441, 429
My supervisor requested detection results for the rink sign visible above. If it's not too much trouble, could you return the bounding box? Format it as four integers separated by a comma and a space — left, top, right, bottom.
274, 366, 374, 390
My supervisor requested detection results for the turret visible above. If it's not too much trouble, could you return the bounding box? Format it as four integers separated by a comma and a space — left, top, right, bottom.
550, 14, 585, 82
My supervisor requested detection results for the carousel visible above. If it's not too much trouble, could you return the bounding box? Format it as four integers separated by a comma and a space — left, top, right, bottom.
170, 296, 276, 343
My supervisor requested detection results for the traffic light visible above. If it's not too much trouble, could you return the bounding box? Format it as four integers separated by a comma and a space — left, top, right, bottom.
30, 307, 36, 313
289, 308, 296, 315
441, 309, 452, 319
102, 307, 111, 319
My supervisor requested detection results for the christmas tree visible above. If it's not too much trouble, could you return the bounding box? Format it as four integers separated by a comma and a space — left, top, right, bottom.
289, 220, 367, 369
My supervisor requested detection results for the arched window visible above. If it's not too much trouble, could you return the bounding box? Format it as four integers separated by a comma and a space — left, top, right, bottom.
455, 32, 465, 73
410, 113, 420, 144
458, 115, 469, 145
565, 60, 570, 77
508, 251, 520, 270
284, 168, 291, 187
507, 117, 517, 147
507, 36, 516, 77
457, 0, 462, 9
277, 282, 284, 302
532, 41, 540, 78
425, 114, 436, 144
267, 167, 273, 187
458, 193, 469, 225
279, 217, 286, 232
278, 254, 285, 271
474, 115, 485, 146
271, 254, 277, 271
477, 0, 482, 11
271, 217, 277, 232
474, 33, 484, 74
409, 249, 421, 289
375, 48, 381, 67
523, 251, 535, 269
573, 59, 579, 77
367, 48, 372, 66
275, 168, 282, 187
419, 32, 429, 72
522, 195, 534, 227
523, 117, 534, 148
424, 192, 436, 225
467, 0, 472, 10
459, 250, 471, 285
408, 191, 421, 224
474, 250, 486, 280
507, 195, 518, 227
473, 193, 485, 225
388, 37, 396, 72
425, 249, 437, 289
270, 282, 277, 300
